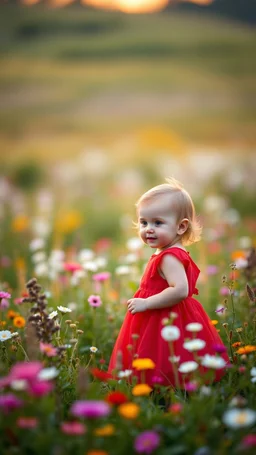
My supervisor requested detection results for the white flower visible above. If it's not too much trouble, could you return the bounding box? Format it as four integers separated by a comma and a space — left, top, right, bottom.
10, 379, 28, 391
126, 237, 143, 251
250, 367, 256, 377
90, 346, 98, 353
48, 311, 58, 320
57, 305, 72, 314
186, 323, 203, 332
11, 332, 19, 338
30, 238, 45, 251
200, 385, 212, 396
83, 261, 98, 272
251, 377, 256, 384
68, 302, 77, 311
183, 339, 206, 352
95, 257, 107, 268
34, 262, 48, 277
78, 248, 94, 262
38, 367, 59, 381
0, 330, 12, 342
32, 252, 47, 264
118, 369, 133, 378
161, 325, 180, 341
115, 265, 131, 276
178, 361, 198, 374
124, 253, 138, 264
235, 258, 248, 269
222, 408, 256, 429
170, 312, 178, 320
201, 354, 226, 369
239, 236, 252, 249
168, 355, 180, 364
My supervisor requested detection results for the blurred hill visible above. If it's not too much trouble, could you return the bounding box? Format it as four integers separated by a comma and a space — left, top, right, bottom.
166, 1, 256, 26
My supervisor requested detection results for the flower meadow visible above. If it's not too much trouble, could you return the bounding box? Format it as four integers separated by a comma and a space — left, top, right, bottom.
0, 176, 256, 455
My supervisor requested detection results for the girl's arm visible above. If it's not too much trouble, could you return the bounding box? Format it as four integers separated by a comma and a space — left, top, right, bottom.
127, 254, 188, 314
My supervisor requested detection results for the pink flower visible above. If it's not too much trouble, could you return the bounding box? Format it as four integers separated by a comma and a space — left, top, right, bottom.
92, 272, 111, 282
71, 400, 111, 418
206, 265, 219, 276
219, 286, 229, 296
63, 262, 83, 273
88, 295, 102, 308
17, 417, 38, 429
14, 298, 24, 305
0, 298, 9, 309
0, 291, 11, 299
151, 375, 164, 385
10, 361, 43, 381
134, 430, 161, 454
0, 393, 23, 413
238, 366, 246, 373
241, 434, 256, 448
28, 380, 53, 397
212, 344, 227, 354
61, 421, 86, 435
169, 403, 183, 414
40, 342, 58, 357
185, 381, 198, 392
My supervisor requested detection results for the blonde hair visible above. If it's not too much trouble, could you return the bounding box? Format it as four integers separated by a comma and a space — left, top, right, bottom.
136, 177, 202, 246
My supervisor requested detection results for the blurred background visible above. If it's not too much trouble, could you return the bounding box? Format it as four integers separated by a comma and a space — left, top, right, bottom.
0, 0, 255, 289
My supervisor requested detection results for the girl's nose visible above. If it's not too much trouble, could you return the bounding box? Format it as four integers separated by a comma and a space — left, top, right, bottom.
146, 224, 154, 232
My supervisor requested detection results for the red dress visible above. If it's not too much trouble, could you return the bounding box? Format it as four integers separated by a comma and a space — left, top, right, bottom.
108, 247, 229, 387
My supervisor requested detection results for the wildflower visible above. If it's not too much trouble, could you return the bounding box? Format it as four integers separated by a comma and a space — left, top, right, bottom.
168, 355, 180, 364
7, 310, 17, 319
17, 417, 38, 429
215, 305, 226, 314
118, 402, 140, 419
93, 272, 111, 282
132, 358, 156, 370
222, 408, 256, 429
13, 316, 26, 328
29, 238, 45, 251
90, 346, 98, 353
63, 262, 83, 273
28, 380, 54, 397
10, 380, 28, 391
183, 339, 206, 352
201, 354, 227, 369
94, 424, 115, 436
90, 368, 112, 382
169, 403, 183, 414
0, 298, 9, 309
86, 451, 108, 455
38, 367, 59, 381
132, 384, 152, 396
240, 434, 256, 448
212, 343, 227, 354
0, 330, 12, 342
219, 286, 229, 296
178, 361, 198, 374
12, 215, 29, 232
161, 325, 180, 341
105, 391, 128, 406
48, 311, 58, 319
0, 291, 11, 299
185, 322, 203, 332
10, 361, 43, 381
151, 375, 164, 385
184, 381, 198, 392
61, 421, 86, 435
88, 295, 102, 308
134, 430, 161, 454
232, 342, 242, 348
71, 400, 111, 419
211, 320, 218, 326
117, 369, 133, 378
57, 305, 72, 313
200, 386, 212, 396
115, 265, 131, 275
40, 342, 58, 357
250, 367, 256, 377
236, 345, 256, 355
0, 393, 23, 413
126, 237, 143, 251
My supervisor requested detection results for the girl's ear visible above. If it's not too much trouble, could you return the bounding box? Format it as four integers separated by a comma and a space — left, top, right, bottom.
177, 218, 189, 235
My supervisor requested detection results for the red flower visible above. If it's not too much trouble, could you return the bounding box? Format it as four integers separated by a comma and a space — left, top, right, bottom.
90, 367, 112, 382
105, 391, 128, 406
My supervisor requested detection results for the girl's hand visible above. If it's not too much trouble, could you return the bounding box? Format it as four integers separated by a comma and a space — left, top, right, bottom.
127, 298, 148, 314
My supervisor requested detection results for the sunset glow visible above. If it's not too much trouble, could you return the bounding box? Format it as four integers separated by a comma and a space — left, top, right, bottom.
181, 0, 214, 5
20, 0, 40, 5
81, 0, 115, 9
113, 0, 169, 14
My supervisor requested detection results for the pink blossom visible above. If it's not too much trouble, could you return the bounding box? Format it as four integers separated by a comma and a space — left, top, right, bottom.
92, 272, 111, 282
61, 421, 86, 435
0, 393, 23, 413
88, 295, 102, 308
219, 286, 229, 296
238, 366, 246, 374
0, 256, 12, 267
168, 403, 183, 414
63, 262, 83, 273
241, 434, 256, 448
10, 361, 43, 381
206, 265, 219, 276
185, 381, 198, 392
71, 400, 111, 418
40, 342, 58, 357
17, 416, 38, 429
0, 291, 11, 299
0, 298, 9, 309
151, 375, 164, 385
14, 298, 24, 305
134, 430, 161, 454
212, 344, 227, 354
28, 380, 53, 397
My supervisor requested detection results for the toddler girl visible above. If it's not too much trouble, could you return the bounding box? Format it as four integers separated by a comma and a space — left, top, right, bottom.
108, 178, 229, 387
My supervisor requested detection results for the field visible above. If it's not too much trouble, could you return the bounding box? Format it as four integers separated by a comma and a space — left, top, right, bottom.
0, 4, 256, 455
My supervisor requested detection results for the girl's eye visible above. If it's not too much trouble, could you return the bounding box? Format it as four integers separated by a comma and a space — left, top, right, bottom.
155, 220, 162, 226
140, 221, 147, 227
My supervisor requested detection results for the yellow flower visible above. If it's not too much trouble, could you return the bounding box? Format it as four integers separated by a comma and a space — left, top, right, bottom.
236, 345, 256, 355
211, 320, 218, 326
132, 358, 156, 370
55, 211, 82, 234
12, 215, 30, 232
94, 424, 115, 437
118, 402, 140, 419
13, 316, 26, 328
132, 383, 152, 396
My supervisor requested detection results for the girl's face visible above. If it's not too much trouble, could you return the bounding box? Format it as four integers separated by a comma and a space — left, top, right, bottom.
138, 194, 186, 252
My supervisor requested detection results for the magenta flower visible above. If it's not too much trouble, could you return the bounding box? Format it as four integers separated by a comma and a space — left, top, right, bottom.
92, 272, 111, 282
134, 430, 161, 454
61, 421, 86, 435
151, 375, 164, 385
219, 286, 229, 296
88, 295, 102, 308
0, 291, 11, 299
0, 298, 9, 309
241, 434, 256, 448
71, 400, 111, 419
206, 265, 218, 276
28, 380, 54, 397
185, 381, 198, 392
10, 361, 43, 381
63, 262, 83, 273
0, 393, 23, 413
17, 417, 38, 429
212, 344, 227, 354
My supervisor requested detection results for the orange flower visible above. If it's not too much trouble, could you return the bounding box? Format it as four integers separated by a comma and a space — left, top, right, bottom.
13, 316, 26, 328
211, 320, 218, 326
132, 358, 156, 370
7, 310, 18, 320
86, 451, 108, 455
118, 402, 140, 419
132, 384, 152, 396
231, 250, 246, 260
232, 341, 242, 348
236, 345, 256, 355
0, 321, 6, 327
94, 424, 115, 436
12, 215, 30, 232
